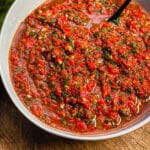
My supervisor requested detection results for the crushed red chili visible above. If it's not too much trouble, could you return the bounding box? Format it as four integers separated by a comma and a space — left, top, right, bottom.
9, 0, 150, 132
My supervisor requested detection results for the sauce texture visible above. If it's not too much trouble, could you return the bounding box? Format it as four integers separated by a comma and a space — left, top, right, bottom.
9, 0, 150, 133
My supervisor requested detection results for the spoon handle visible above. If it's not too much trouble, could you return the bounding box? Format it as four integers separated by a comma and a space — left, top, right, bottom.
108, 0, 131, 22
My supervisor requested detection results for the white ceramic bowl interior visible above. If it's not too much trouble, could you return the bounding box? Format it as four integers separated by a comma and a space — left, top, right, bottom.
0, 0, 149, 140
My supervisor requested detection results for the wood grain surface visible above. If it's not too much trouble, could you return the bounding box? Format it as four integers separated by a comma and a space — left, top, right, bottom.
0, 79, 149, 150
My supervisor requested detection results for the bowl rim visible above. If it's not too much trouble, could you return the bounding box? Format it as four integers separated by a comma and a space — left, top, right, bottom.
0, 0, 149, 141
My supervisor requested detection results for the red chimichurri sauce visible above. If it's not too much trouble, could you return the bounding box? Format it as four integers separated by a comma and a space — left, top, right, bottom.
9, 0, 150, 133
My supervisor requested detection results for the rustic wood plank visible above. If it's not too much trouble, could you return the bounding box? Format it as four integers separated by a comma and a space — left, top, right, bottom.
0, 80, 149, 150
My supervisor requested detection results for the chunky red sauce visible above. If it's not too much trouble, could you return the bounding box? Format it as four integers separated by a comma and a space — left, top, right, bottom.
10, 0, 150, 133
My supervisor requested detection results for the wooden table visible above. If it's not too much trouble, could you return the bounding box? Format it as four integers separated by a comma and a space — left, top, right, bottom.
0, 80, 149, 150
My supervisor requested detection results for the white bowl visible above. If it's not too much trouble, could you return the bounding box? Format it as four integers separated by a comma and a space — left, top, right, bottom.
0, 0, 149, 140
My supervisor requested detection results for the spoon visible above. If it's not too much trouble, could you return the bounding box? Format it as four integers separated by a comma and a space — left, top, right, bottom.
108, 0, 132, 22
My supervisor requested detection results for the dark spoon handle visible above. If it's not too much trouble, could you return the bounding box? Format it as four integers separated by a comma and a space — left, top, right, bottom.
108, 0, 131, 22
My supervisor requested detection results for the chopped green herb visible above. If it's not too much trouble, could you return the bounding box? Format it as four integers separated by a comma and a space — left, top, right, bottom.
96, 46, 102, 52
68, 37, 75, 49
102, 28, 109, 33
48, 19, 57, 23
106, 95, 111, 102
63, 77, 69, 86
126, 87, 133, 94
50, 93, 57, 100
103, 47, 112, 61
113, 18, 120, 25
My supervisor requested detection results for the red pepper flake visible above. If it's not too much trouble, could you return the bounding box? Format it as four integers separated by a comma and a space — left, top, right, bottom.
76, 121, 87, 131
25, 38, 35, 48
102, 85, 111, 98
87, 61, 97, 70
31, 105, 43, 117
56, 86, 62, 97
